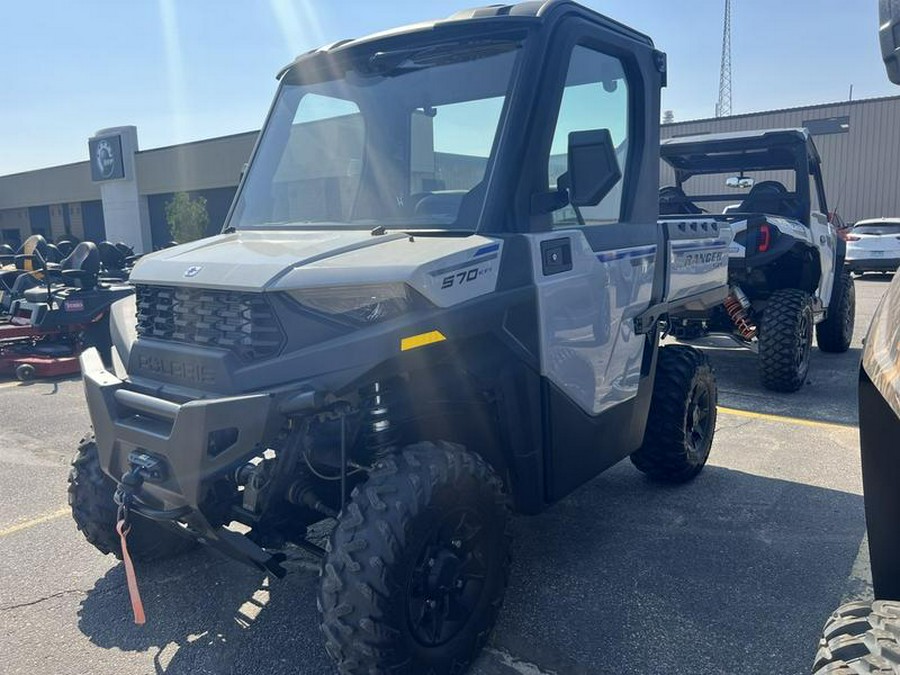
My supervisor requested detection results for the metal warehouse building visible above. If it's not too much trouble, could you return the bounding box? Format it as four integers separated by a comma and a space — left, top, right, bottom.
661, 94, 900, 224
1, 94, 899, 253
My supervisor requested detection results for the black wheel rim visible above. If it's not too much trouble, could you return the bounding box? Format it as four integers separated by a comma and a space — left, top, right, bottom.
407, 508, 489, 647
686, 380, 712, 458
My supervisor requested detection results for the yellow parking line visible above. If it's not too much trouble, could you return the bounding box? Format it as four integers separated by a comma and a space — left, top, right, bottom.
0, 381, 22, 390
717, 406, 857, 431
0, 508, 69, 538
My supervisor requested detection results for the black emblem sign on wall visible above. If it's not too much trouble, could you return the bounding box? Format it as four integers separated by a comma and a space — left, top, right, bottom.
88, 135, 125, 182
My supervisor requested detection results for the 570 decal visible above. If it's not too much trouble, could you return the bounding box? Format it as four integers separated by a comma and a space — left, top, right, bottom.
441, 265, 490, 289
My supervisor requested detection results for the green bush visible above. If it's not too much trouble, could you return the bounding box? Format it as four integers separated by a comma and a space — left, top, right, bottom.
165, 192, 210, 244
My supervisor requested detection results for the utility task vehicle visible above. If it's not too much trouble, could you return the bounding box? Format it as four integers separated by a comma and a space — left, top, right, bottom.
69, 2, 731, 672
659, 129, 855, 392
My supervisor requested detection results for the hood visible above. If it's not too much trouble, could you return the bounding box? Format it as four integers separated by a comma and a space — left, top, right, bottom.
130, 229, 409, 291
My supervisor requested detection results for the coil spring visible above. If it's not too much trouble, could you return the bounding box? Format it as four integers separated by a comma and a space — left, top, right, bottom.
361, 381, 398, 463
724, 293, 757, 339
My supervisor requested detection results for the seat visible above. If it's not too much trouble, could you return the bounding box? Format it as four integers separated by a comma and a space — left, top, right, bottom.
659, 186, 703, 216
98, 240, 127, 272
61, 241, 101, 282
17, 235, 49, 271
56, 238, 78, 258
413, 191, 467, 219
738, 181, 799, 218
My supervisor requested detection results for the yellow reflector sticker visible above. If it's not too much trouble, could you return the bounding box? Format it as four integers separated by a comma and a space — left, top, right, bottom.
401, 330, 447, 351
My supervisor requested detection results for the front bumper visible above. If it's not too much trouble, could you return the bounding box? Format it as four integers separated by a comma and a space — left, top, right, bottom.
845, 257, 900, 273
80, 348, 303, 575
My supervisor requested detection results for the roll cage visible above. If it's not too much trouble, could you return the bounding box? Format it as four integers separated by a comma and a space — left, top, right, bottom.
660, 129, 828, 226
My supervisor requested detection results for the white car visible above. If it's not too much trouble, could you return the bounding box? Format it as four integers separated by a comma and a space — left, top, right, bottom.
845, 218, 900, 275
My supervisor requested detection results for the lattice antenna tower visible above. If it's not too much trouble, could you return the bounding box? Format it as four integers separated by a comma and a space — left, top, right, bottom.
716, 0, 733, 118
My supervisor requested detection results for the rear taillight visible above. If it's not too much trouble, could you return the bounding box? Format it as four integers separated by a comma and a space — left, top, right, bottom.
758, 224, 771, 252
846, 234, 861, 242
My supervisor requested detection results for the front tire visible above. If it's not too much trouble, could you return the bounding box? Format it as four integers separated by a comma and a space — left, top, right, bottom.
813, 601, 900, 674
630, 345, 717, 483
319, 442, 511, 675
816, 270, 855, 353
68, 435, 195, 561
758, 288, 814, 392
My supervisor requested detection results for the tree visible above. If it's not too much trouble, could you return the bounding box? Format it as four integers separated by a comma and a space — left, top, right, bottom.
165, 192, 210, 244
662, 110, 675, 125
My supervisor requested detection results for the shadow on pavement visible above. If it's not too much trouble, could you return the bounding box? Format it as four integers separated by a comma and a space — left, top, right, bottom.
78, 549, 332, 675
696, 344, 863, 427
77, 465, 865, 675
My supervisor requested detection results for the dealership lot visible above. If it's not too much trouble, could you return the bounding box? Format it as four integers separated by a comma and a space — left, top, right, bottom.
0, 276, 891, 675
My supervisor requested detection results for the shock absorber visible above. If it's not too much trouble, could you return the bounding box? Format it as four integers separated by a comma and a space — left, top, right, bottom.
723, 286, 757, 340
361, 381, 398, 463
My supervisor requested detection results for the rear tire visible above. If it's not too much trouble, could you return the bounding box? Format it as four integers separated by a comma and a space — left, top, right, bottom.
319, 442, 511, 675
816, 270, 855, 353
68, 435, 195, 561
758, 289, 814, 392
630, 345, 717, 483
812, 600, 900, 674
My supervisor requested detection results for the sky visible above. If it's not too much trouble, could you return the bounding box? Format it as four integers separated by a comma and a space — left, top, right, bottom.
0, 0, 893, 176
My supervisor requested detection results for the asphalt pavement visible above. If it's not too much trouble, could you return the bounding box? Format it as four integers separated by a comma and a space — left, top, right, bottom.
0, 275, 892, 675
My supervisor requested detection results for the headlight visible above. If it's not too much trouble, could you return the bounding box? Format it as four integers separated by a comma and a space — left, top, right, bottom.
287, 283, 421, 324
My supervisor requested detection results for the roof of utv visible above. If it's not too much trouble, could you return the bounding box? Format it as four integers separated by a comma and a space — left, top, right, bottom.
278, 0, 653, 78
660, 128, 821, 178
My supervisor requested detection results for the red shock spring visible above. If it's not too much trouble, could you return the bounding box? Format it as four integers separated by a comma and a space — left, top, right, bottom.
723, 294, 757, 340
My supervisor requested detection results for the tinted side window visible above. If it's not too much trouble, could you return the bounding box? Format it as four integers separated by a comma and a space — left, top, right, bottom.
549, 46, 630, 227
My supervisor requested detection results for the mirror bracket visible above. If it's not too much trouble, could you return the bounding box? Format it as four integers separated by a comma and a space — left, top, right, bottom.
531, 187, 570, 216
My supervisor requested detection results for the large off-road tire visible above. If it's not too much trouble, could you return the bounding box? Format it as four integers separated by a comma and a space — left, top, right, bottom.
812, 600, 900, 674
816, 270, 856, 353
319, 442, 511, 675
630, 345, 717, 483
68, 435, 195, 561
758, 288, 814, 392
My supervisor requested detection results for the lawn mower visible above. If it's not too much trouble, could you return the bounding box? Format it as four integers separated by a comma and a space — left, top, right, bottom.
0, 241, 133, 381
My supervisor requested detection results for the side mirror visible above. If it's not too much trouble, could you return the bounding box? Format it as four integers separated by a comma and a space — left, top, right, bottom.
882, 0, 900, 84
566, 129, 622, 207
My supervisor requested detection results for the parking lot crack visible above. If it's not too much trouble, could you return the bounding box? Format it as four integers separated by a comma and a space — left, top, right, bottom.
0, 588, 88, 612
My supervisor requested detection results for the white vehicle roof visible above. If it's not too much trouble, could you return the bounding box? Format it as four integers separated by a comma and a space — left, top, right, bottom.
855, 217, 900, 225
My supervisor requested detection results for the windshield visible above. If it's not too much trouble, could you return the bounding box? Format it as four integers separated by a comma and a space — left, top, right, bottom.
229, 36, 524, 232
854, 222, 900, 235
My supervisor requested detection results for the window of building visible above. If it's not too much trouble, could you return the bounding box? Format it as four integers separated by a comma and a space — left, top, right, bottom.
803, 116, 850, 136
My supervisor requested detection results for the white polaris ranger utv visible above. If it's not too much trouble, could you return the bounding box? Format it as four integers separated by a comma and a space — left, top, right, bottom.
660, 129, 855, 392
68, 2, 732, 673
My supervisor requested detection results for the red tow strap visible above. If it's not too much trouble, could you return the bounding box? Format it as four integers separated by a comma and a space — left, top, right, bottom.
116, 519, 146, 625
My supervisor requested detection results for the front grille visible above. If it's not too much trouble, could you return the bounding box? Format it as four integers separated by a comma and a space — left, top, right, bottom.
135, 285, 285, 361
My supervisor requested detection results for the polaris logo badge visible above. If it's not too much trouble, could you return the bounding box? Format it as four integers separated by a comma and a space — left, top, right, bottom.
184, 266, 203, 278
64, 299, 84, 312
138, 355, 215, 385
